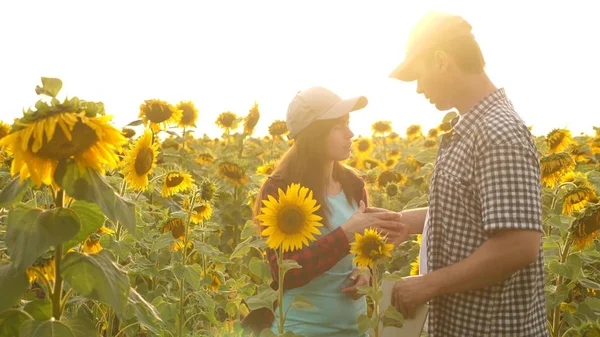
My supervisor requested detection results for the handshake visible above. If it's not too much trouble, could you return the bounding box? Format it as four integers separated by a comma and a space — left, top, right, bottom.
340, 200, 410, 245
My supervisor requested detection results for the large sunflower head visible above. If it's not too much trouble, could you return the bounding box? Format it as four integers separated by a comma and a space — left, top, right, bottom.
372, 121, 392, 135
191, 203, 213, 224
26, 255, 56, 285
162, 218, 191, 251
350, 228, 394, 267
256, 183, 324, 252
195, 153, 215, 165
161, 170, 194, 197
359, 157, 383, 171
546, 129, 575, 154
377, 170, 407, 189
216, 111, 240, 131
121, 130, 159, 191
384, 158, 398, 170
244, 102, 260, 135
268, 120, 288, 137
0, 92, 126, 187
427, 128, 439, 139
139, 99, 182, 133
352, 137, 373, 156
199, 179, 218, 202
406, 124, 423, 140
571, 203, 600, 250
218, 161, 248, 186
176, 101, 199, 128
562, 185, 597, 215
570, 142, 592, 164
540, 152, 576, 188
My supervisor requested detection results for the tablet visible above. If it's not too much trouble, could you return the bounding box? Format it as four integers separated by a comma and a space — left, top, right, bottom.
377, 278, 429, 337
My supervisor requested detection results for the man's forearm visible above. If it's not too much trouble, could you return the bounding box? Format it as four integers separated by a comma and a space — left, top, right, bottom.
425, 229, 542, 297
399, 207, 428, 235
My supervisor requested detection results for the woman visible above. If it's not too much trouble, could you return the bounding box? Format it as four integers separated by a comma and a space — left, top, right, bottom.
242, 87, 407, 336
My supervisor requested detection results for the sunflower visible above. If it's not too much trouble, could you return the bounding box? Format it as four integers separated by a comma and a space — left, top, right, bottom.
256, 183, 324, 252
139, 99, 182, 133
83, 225, 115, 254
385, 182, 400, 197
161, 171, 194, 197
0, 121, 10, 140
199, 179, 218, 202
244, 102, 260, 135
122, 128, 136, 139
406, 124, 423, 140
162, 218, 191, 251
540, 152, 576, 188
570, 143, 592, 164
387, 132, 400, 141
406, 156, 425, 170
350, 228, 394, 267
410, 255, 419, 276
573, 321, 600, 336
560, 171, 588, 186
571, 203, 600, 250
218, 161, 248, 186
0, 99, 126, 188
546, 128, 575, 154
202, 270, 222, 291
268, 120, 288, 137
563, 185, 597, 215
191, 203, 213, 224
359, 158, 383, 170
427, 128, 439, 139
216, 111, 240, 131
121, 130, 159, 191
377, 170, 407, 189
591, 137, 600, 155
372, 121, 392, 135
195, 153, 215, 165
27, 256, 56, 285
384, 158, 398, 170
388, 149, 401, 159
257, 160, 277, 175
176, 101, 198, 128
352, 137, 373, 156
424, 139, 437, 148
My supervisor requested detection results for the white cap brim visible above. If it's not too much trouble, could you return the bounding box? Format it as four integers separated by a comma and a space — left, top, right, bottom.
315, 96, 368, 121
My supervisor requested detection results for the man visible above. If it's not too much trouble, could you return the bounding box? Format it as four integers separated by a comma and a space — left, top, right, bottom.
380, 11, 549, 336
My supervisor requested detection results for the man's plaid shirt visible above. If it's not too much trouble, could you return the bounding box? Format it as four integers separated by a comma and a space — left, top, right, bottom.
426, 88, 548, 336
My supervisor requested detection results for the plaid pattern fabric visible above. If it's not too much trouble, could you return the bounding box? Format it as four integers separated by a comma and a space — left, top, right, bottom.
426, 88, 549, 336
241, 174, 368, 334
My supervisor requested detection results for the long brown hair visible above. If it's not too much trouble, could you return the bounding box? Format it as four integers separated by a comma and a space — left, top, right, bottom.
253, 115, 364, 228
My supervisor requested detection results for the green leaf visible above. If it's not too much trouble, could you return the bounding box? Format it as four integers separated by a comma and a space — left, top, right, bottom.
20, 319, 75, 337
357, 314, 371, 335
7, 206, 80, 271
35, 77, 63, 97
249, 257, 271, 282
413, 148, 439, 165
172, 263, 203, 290
382, 306, 404, 328
64, 317, 100, 337
0, 175, 31, 208
259, 329, 278, 337
150, 232, 176, 251
230, 236, 257, 259
579, 278, 600, 290
241, 220, 257, 240
280, 259, 301, 277
55, 161, 136, 236
357, 285, 382, 303
245, 285, 277, 312
0, 309, 33, 337
60, 251, 130, 317
402, 194, 429, 211
23, 300, 52, 321
126, 119, 144, 127
584, 297, 600, 310
291, 295, 318, 310
63, 201, 105, 252
546, 284, 569, 311
546, 215, 575, 235
126, 288, 163, 335
0, 263, 31, 312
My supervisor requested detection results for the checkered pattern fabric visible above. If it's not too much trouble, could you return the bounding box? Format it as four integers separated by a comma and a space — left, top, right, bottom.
426, 88, 549, 336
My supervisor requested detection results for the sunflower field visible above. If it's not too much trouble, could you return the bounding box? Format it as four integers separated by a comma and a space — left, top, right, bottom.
0, 78, 599, 337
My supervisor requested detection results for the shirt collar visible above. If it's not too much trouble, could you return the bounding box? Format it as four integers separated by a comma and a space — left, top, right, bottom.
451, 88, 508, 137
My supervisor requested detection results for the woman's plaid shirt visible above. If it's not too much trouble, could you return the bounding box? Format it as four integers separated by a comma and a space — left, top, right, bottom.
426, 89, 549, 337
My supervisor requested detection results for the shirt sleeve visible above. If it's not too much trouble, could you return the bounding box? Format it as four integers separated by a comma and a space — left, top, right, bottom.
259, 179, 352, 290
474, 143, 543, 233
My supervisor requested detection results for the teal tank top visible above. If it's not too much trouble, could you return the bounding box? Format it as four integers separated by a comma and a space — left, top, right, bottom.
271, 190, 368, 337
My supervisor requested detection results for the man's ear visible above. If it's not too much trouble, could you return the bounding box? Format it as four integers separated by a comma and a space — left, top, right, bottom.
433, 50, 449, 72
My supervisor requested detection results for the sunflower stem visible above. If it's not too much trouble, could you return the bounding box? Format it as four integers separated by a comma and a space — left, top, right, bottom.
277, 247, 285, 335
51, 189, 65, 320
179, 193, 197, 337
372, 264, 381, 337
551, 233, 573, 337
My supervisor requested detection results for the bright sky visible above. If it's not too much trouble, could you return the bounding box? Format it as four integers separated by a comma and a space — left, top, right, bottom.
1, 1, 598, 139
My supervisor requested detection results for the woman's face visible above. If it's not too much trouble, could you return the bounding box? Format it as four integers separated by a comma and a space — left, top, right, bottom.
326, 115, 354, 161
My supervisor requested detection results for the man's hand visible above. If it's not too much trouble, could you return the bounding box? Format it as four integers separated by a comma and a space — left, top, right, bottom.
341, 201, 408, 244
341, 267, 370, 300
391, 275, 438, 319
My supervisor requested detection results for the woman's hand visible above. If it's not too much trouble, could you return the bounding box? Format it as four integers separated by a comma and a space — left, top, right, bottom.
341, 267, 370, 300
341, 201, 408, 244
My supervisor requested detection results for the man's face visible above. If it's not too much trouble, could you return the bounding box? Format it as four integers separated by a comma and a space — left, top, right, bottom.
413, 51, 457, 111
